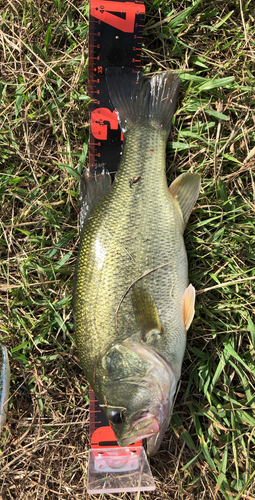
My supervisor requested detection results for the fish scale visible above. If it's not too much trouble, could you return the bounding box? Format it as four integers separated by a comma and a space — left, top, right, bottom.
74, 69, 200, 455
76, 126, 186, 365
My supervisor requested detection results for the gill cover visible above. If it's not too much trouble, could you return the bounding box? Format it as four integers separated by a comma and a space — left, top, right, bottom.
95, 340, 178, 456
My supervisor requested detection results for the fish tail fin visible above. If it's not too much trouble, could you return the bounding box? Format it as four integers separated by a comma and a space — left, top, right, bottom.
105, 68, 180, 136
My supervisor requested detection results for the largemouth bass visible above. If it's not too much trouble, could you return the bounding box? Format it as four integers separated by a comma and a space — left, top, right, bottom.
74, 68, 200, 456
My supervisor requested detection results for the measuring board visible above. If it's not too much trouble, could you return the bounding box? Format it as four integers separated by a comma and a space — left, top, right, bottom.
88, 0, 145, 174
86, 0, 155, 494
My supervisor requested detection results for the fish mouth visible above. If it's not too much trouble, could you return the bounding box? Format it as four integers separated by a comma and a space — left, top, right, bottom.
117, 413, 160, 447
146, 415, 171, 456
110, 341, 179, 454
117, 411, 170, 456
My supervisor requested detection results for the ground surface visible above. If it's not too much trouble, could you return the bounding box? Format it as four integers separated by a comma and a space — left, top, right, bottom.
0, 0, 255, 499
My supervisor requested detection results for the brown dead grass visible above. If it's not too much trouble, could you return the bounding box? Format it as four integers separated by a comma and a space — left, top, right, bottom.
0, 0, 255, 499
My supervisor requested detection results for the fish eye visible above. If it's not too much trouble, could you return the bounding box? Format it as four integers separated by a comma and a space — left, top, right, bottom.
108, 410, 123, 425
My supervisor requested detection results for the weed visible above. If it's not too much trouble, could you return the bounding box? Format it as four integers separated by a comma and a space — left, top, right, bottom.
0, 0, 254, 498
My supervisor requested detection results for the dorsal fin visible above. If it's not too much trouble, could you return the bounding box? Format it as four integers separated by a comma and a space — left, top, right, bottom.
79, 167, 111, 232
169, 172, 201, 225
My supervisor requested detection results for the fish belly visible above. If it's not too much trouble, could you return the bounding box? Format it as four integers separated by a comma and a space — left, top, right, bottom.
74, 126, 187, 384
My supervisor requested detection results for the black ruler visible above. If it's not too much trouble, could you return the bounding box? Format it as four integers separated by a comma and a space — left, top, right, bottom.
89, 0, 145, 175
88, 0, 145, 447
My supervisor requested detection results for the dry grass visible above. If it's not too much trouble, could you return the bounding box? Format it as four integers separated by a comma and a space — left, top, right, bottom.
0, 0, 255, 498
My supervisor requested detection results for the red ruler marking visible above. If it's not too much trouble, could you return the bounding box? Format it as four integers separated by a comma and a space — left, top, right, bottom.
90, 387, 142, 448
89, 0, 145, 174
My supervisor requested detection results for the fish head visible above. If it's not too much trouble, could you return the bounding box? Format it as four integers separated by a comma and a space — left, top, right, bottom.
96, 339, 178, 456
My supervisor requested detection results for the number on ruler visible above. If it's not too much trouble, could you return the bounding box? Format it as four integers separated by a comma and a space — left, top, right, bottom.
91, 0, 145, 32
91, 108, 123, 140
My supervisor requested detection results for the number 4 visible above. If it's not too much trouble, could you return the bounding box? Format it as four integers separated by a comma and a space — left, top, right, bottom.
91, 0, 145, 33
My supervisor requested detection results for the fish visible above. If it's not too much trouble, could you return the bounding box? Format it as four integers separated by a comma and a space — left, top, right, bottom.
74, 68, 201, 456
0, 341, 10, 433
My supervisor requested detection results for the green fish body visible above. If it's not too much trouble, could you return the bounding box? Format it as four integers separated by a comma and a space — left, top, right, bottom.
74, 69, 200, 455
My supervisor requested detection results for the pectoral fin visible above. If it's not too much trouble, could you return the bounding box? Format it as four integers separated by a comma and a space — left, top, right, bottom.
183, 284, 196, 331
132, 286, 162, 339
169, 172, 201, 225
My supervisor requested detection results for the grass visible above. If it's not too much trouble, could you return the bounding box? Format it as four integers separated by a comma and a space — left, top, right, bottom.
0, 0, 254, 498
